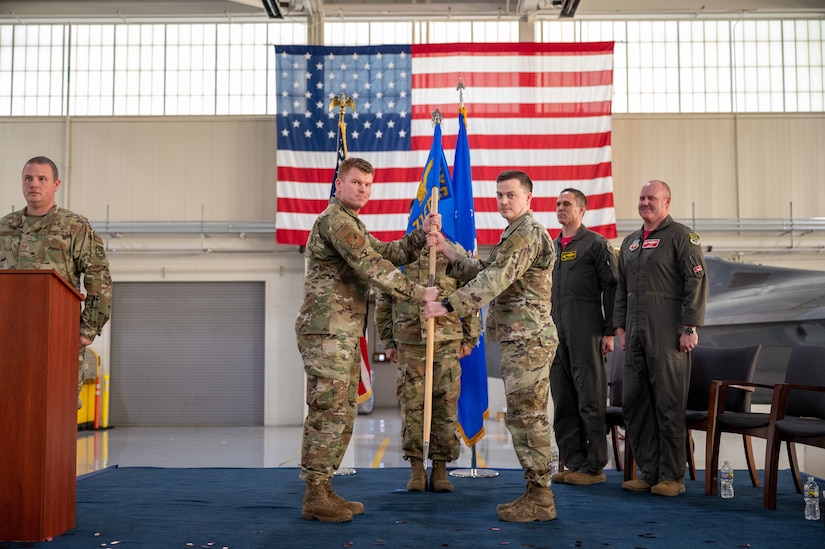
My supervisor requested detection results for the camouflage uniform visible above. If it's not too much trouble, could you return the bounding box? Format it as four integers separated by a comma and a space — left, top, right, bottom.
0, 205, 112, 396
296, 197, 431, 485
613, 215, 708, 484
550, 225, 617, 475
444, 210, 558, 488
374, 245, 481, 462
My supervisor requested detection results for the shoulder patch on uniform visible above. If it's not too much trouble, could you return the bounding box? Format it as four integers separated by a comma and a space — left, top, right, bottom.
689, 232, 701, 246
560, 250, 577, 261
95, 244, 106, 260
333, 223, 365, 250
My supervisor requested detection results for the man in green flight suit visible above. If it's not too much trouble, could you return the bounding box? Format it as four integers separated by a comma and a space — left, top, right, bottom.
614, 179, 708, 497
550, 188, 617, 486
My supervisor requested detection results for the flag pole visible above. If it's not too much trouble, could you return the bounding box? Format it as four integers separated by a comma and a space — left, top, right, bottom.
448, 79, 498, 480
329, 92, 361, 478
423, 185, 438, 480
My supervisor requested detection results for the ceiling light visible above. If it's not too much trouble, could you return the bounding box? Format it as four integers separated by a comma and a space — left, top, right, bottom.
554, 0, 581, 18
261, 0, 284, 19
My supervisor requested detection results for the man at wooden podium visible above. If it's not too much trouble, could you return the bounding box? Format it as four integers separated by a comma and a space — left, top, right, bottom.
0, 156, 112, 409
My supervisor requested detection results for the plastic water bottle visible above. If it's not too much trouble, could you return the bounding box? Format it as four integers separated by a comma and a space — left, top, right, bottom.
720, 461, 734, 499
551, 446, 559, 475
804, 476, 820, 520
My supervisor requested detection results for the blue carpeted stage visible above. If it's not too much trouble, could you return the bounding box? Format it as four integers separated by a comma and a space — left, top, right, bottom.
1, 467, 822, 548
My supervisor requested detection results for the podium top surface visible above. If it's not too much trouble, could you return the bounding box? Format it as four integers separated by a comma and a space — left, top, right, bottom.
0, 269, 83, 301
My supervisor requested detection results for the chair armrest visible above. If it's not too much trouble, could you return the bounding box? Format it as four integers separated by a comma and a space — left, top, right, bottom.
776, 382, 825, 394
766, 382, 825, 424
714, 380, 772, 391
711, 380, 774, 414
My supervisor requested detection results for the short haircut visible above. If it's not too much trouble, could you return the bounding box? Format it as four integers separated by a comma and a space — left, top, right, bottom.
25, 156, 59, 180
648, 179, 672, 198
559, 187, 587, 208
338, 157, 375, 179
497, 170, 533, 193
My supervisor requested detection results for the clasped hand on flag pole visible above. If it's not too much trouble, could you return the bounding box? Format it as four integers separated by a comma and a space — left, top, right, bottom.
423, 185, 438, 479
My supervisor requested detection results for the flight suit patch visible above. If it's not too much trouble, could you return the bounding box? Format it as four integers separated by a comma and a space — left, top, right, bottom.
629, 239, 640, 252
689, 232, 701, 246
560, 251, 577, 261
642, 239, 660, 248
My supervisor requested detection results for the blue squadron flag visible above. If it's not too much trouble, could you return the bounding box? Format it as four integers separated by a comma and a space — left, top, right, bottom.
406, 117, 455, 242
453, 105, 489, 446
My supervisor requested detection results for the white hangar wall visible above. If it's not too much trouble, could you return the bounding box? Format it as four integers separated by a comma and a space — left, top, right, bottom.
1, 113, 824, 426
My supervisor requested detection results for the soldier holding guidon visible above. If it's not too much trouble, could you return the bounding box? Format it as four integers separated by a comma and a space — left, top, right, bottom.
375, 240, 480, 493
424, 170, 559, 522
295, 156, 440, 522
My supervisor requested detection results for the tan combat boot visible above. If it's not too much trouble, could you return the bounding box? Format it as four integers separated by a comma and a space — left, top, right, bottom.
430, 460, 453, 493
495, 481, 530, 513
301, 482, 353, 522
406, 457, 427, 492
550, 468, 576, 484
497, 483, 557, 522
324, 480, 365, 515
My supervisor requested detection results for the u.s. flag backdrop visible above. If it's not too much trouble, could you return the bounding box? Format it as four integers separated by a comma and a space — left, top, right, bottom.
275, 43, 616, 246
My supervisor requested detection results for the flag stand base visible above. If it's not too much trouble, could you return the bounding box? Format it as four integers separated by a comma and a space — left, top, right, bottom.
335, 467, 357, 476
449, 445, 498, 478
449, 467, 499, 479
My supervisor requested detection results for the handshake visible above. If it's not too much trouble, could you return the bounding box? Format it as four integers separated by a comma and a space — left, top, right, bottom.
421, 286, 447, 320
419, 212, 455, 321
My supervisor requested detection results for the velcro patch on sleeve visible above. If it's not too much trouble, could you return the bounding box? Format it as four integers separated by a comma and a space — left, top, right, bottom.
334, 223, 365, 250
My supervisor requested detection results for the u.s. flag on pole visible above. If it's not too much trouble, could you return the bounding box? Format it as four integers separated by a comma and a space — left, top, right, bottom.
275, 43, 615, 245
357, 336, 372, 404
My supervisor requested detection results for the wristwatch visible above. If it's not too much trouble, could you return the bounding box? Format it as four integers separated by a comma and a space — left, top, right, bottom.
441, 298, 454, 313
683, 327, 696, 336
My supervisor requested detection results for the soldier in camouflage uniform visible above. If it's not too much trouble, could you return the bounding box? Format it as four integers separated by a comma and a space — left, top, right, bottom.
0, 156, 112, 409
374, 243, 481, 493
423, 170, 559, 522
295, 157, 440, 523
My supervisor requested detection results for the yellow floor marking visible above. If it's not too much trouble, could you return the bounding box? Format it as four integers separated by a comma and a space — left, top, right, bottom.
371, 437, 390, 468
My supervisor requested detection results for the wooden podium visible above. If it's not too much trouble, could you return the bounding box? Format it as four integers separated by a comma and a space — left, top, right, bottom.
0, 270, 82, 542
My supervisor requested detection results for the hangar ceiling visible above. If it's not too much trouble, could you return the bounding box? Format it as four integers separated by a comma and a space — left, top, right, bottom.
1, 0, 823, 22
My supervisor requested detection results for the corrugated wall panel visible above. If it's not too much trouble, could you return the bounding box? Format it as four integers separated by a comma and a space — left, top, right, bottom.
109, 281, 265, 426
